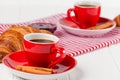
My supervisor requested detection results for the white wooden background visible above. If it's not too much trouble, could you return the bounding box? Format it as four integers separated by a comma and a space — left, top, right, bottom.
0, 0, 119, 23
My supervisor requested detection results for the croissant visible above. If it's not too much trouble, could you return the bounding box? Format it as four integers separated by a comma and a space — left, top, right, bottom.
0, 25, 52, 62
114, 14, 120, 27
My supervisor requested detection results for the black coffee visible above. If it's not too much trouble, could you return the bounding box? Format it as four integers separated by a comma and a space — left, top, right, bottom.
78, 4, 97, 7
30, 39, 54, 43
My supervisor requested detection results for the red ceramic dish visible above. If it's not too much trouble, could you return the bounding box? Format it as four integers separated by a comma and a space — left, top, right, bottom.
2, 51, 76, 80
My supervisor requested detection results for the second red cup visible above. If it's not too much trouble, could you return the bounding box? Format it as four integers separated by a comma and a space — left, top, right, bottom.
67, 1, 101, 29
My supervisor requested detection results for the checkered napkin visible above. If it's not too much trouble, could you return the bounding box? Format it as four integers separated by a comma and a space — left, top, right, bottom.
0, 13, 120, 56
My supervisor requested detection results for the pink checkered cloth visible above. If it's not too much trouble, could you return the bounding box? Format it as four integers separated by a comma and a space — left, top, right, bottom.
0, 13, 120, 56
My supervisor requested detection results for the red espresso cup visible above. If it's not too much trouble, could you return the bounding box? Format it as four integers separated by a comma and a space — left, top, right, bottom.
67, 1, 101, 29
23, 33, 66, 68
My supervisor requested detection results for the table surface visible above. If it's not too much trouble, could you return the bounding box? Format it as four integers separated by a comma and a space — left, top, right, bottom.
0, 0, 120, 80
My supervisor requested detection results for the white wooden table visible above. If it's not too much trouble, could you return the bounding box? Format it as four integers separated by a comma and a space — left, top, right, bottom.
0, 0, 120, 80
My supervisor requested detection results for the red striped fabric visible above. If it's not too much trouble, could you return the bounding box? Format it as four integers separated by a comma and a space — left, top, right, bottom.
0, 13, 120, 56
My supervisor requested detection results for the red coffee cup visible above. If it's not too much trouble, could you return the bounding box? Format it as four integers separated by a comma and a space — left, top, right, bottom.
23, 33, 66, 68
67, 1, 101, 29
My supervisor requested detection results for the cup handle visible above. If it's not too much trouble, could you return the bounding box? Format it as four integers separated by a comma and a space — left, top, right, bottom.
48, 47, 66, 68
67, 8, 80, 26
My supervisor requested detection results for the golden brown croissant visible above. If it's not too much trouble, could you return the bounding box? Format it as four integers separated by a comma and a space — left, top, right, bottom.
0, 25, 52, 62
114, 14, 120, 27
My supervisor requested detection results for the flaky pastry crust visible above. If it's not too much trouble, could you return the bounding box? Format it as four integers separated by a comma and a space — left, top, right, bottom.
114, 14, 120, 27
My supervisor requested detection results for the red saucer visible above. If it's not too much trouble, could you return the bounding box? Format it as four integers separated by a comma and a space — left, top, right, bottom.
2, 51, 76, 73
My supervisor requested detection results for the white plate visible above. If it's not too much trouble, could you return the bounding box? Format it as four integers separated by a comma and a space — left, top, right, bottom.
57, 17, 116, 37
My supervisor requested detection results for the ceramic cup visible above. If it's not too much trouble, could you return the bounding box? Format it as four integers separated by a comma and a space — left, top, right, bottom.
23, 33, 66, 68
67, 1, 101, 29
